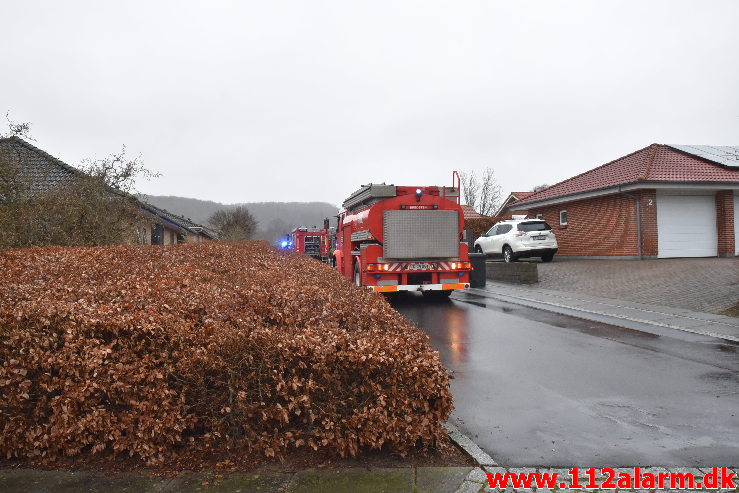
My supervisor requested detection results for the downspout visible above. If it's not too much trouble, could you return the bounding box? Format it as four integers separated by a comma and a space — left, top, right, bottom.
618, 186, 642, 259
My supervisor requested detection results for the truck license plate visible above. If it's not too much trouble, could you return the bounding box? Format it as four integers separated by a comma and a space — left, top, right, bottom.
408, 263, 434, 270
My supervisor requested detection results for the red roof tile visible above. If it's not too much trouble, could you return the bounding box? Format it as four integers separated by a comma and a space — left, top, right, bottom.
515, 144, 739, 206
511, 191, 534, 199
461, 204, 484, 219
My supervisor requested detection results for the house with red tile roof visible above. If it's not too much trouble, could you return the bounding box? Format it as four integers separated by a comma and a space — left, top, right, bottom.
511, 144, 739, 258
461, 204, 486, 219
494, 191, 535, 218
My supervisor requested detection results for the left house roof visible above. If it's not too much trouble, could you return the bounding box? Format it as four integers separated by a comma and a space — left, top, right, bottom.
0, 136, 83, 194
0, 136, 219, 239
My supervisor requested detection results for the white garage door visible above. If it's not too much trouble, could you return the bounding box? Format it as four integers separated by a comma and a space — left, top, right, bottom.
657, 193, 717, 258
735, 192, 739, 255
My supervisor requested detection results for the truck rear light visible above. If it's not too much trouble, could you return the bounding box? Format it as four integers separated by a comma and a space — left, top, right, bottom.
367, 264, 376, 272
450, 261, 471, 270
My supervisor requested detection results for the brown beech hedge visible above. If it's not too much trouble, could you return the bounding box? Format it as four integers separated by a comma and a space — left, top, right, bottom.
0, 242, 452, 464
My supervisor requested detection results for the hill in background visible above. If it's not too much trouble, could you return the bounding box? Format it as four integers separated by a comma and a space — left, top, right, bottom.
139, 195, 338, 243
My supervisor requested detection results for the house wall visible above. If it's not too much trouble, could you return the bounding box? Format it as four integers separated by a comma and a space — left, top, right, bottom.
134, 222, 183, 245
716, 190, 735, 257
528, 188, 737, 258
638, 190, 658, 257
529, 193, 641, 257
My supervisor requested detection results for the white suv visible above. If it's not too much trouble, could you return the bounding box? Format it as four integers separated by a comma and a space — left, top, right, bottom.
474, 219, 558, 262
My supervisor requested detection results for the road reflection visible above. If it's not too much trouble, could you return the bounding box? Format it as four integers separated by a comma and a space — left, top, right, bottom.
388, 292, 469, 364
388, 291, 739, 466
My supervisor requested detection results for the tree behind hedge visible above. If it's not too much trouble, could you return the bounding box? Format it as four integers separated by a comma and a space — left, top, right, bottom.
0, 144, 152, 248
208, 205, 257, 241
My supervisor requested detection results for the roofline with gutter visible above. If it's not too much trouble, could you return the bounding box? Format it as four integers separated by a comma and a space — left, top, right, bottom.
510, 181, 739, 210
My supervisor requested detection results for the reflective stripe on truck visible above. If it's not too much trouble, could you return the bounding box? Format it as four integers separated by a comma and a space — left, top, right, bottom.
370, 283, 470, 293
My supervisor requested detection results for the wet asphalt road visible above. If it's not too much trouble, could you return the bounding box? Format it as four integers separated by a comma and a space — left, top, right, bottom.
389, 291, 739, 467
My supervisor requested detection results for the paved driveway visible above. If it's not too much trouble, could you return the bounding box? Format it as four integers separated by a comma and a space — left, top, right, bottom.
532, 258, 738, 313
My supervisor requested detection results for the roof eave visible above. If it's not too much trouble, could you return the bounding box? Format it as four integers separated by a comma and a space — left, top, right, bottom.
510, 180, 739, 209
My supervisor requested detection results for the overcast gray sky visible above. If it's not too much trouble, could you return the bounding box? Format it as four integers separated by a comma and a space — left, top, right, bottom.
2, 1, 738, 207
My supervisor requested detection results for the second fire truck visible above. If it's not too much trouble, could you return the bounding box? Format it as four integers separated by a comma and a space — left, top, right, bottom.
334, 176, 471, 298
284, 219, 336, 265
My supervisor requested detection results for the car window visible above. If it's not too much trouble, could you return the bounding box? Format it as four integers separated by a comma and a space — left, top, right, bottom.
486, 225, 498, 236
517, 221, 552, 232
497, 224, 513, 234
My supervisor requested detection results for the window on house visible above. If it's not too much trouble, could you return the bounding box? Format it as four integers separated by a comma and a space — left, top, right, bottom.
536, 214, 543, 220
151, 224, 164, 245
170, 231, 175, 244
559, 210, 568, 226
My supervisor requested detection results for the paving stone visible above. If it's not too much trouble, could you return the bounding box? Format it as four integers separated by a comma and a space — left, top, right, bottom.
484, 466, 508, 476
415, 467, 474, 493
0, 469, 160, 493
534, 258, 739, 314
287, 467, 413, 493
165, 472, 293, 492
453, 480, 486, 493
463, 467, 489, 484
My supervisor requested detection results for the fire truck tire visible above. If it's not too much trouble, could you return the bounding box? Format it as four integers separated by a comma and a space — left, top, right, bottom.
422, 290, 452, 301
353, 260, 361, 286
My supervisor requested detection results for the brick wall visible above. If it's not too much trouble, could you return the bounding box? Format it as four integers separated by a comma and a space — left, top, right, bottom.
716, 190, 735, 257
529, 193, 644, 257
636, 189, 658, 256
528, 189, 737, 258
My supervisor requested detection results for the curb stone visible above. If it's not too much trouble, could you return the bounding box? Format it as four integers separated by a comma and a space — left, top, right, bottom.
445, 423, 499, 467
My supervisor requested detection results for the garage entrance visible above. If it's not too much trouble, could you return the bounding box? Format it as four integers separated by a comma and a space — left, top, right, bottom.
657, 193, 717, 258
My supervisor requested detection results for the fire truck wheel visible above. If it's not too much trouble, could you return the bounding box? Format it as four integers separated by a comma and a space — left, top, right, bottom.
422, 290, 452, 301
353, 260, 361, 286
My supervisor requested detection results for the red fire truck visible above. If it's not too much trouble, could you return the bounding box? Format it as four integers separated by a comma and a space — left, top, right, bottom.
285, 219, 336, 265
334, 175, 471, 298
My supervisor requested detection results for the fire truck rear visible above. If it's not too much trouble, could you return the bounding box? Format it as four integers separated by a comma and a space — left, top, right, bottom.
288, 219, 336, 265
335, 179, 471, 297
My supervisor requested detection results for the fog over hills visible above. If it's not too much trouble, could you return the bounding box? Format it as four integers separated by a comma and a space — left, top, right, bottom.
139, 195, 338, 242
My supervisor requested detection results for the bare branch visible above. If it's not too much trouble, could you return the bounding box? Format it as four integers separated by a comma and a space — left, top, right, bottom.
80, 146, 160, 195
459, 170, 479, 210
461, 167, 502, 216
208, 206, 257, 241
2, 111, 35, 141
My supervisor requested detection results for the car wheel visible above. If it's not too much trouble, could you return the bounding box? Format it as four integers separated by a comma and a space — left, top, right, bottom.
503, 245, 516, 263
541, 252, 554, 262
354, 260, 361, 286
474, 245, 483, 254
